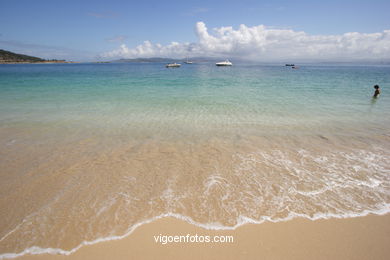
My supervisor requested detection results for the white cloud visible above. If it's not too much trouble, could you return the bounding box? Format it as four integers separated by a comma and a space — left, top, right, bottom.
101, 22, 390, 62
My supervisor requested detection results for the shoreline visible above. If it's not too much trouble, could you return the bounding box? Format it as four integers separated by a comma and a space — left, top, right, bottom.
4, 213, 390, 260
1, 63, 389, 260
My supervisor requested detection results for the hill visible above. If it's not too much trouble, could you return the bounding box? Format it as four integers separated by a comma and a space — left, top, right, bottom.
0, 49, 68, 63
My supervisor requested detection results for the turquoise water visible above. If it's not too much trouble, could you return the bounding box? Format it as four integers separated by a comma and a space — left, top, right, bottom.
1, 63, 389, 138
0, 63, 390, 258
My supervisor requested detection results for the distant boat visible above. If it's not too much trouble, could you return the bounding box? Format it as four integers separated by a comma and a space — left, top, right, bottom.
184, 58, 193, 64
216, 60, 232, 66
166, 63, 181, 68
292, 66, 299, 69
285, 64, 295, 66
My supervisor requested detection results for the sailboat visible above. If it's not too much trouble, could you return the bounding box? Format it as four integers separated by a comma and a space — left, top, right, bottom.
184, 58, 193, 64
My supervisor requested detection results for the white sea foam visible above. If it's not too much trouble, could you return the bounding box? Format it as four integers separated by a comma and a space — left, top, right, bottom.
1, 206, 390, 259
1, 147, 389, 259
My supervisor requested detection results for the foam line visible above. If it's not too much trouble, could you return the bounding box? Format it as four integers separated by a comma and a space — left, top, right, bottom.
1, 206, 389, 259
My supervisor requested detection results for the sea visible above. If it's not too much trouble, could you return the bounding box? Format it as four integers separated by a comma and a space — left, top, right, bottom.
0, 62, 389, 258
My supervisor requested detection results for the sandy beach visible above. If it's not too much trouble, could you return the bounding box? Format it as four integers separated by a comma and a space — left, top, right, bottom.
15, 213, 390, 260
2, 1, 390, 259
1, 64, 389, 260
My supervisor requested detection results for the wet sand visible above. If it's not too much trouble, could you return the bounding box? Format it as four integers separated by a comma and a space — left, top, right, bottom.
17, 214, 390, 260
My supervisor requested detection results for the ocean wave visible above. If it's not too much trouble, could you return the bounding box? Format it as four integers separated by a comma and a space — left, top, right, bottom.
1, 207, 389, 259
1, 145, 389, 259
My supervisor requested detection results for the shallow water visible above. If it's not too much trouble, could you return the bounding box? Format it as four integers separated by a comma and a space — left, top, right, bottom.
0, 63, 389, 258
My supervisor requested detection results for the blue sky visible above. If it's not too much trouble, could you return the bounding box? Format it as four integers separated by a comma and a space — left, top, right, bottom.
1, 0, 389, 61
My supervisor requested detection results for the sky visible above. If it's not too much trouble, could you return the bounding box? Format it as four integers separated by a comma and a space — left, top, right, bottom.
0, 0, 389, 62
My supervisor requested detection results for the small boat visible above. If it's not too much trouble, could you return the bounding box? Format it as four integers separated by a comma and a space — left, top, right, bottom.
292, 66, 299, 69
166, 63, 181, 68
184, 58, 193, 64
285, 64, 295, 66
216, 60, 232, 66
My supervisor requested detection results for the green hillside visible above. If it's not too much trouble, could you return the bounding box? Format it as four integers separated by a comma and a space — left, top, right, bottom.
0, 49, 45, 63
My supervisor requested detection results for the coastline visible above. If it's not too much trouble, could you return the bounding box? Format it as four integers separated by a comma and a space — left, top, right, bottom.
0, 62, 77, 64
1, 63, 389, 260
0, 62, 140, 64
12, 213, 390, 260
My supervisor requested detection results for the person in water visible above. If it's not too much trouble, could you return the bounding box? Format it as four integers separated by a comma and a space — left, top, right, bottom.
373, 85, 381, 98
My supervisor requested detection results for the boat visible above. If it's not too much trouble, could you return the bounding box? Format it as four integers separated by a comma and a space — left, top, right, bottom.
184, 58, 193, 64
216, 60, 232, 66
285, 64, 295, 66
166, 63, 181, 68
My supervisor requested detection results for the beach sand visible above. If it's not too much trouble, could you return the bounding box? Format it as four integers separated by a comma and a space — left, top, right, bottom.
17, 214, 390, 260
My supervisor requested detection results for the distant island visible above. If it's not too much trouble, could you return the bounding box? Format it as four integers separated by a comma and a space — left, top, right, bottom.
114, 58, 177, 63
110, 57, 222, 63
0, 49, 74, 64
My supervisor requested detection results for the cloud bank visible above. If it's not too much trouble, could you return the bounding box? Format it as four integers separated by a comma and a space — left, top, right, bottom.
102, 22, 390, 62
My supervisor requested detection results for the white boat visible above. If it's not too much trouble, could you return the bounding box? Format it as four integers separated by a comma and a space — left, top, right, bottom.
184, 57, 193, 64
216, 60, 232, 66
166, 63, 181, 68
